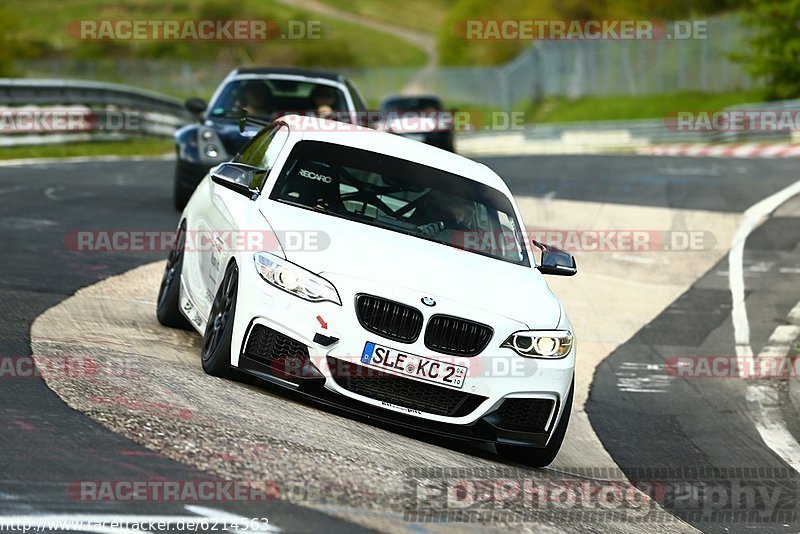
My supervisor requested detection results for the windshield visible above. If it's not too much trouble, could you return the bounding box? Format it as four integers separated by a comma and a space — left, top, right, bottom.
208, 78, 348, 119
269, 141, 529, 266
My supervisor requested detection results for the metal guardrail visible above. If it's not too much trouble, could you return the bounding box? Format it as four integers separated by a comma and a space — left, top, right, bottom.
0, 79, 192, 146
4, 77, 800, 153
458, 99, 800, 155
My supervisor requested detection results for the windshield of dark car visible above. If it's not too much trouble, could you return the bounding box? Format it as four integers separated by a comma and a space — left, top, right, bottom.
208, 79, 348, 118
381, 97, 442, 112
269, 141, 529, 266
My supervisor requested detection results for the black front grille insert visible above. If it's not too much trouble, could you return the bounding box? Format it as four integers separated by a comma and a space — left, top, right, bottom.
355, 294, 423, 343
243, 324, 310, 376
495, 398, 555, 432
327, 357, 486, 417
424, 315, 493, 356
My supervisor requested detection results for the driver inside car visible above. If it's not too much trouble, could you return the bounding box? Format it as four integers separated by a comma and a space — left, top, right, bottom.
239, 81, 274, 118
417, 192, 475, 237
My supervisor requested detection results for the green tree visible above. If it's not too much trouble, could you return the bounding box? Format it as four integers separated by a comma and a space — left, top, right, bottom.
738, 0, 800, 99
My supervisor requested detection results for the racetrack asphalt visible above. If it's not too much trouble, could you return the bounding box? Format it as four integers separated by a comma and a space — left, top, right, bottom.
0, 161, 372, 532
1, 155, 799, 532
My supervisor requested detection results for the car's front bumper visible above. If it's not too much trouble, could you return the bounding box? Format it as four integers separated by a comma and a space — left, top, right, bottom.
237, 354, 559, 447
231, 264, 575, 448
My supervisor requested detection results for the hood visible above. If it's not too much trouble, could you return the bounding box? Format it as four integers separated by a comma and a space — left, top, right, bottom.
261, 202, 562, 328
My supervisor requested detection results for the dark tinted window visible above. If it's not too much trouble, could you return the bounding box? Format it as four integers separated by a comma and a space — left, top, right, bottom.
209, 79, 348, 119
269, 141, 528, 266
381, 97, 443, 112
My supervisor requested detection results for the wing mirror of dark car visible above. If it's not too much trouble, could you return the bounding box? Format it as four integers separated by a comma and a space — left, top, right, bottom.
532, 240, 577, 276
185, 98, 207, 115
238, 107, 272, 133
209, 162, 266, 200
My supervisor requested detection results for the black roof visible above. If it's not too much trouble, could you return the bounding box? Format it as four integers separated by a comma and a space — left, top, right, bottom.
231, 67, 343, 81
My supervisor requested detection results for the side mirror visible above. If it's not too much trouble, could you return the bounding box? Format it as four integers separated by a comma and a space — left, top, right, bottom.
185, 98, 207, 115
238, 107, 272, 133
209, 162, 266, 200
532, 240, 577, 276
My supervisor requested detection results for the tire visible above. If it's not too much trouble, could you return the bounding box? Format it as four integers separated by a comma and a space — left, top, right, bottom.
200, 262, 238, 378
496, 378, 574, 467
156, 223, 193, 330
173, 172, 193, 211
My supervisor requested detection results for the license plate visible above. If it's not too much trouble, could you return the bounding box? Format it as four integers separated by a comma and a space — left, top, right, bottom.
361, 342, 467, 388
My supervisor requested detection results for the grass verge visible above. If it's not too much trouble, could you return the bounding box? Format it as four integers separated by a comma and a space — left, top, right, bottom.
526, 91, 768, 123
0, 138, 173, 160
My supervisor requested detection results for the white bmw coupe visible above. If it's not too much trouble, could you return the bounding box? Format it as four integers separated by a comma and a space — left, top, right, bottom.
157, 116, 577, 466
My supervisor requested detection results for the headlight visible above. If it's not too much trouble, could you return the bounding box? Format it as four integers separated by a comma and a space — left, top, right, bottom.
254, 252, 341, 305
198, 127, 228, 164
501, 330, 573, 358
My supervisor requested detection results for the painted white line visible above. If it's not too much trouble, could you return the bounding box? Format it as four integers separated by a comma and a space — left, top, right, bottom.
766, 325, 800, 346
615, 362, 673, 393
727, 183, 800, 475
748, 382, 800, 473
779, 267, 800, 274
789, 301, 800, 323
748, 301, 800, 470
728, 179, 800, 362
